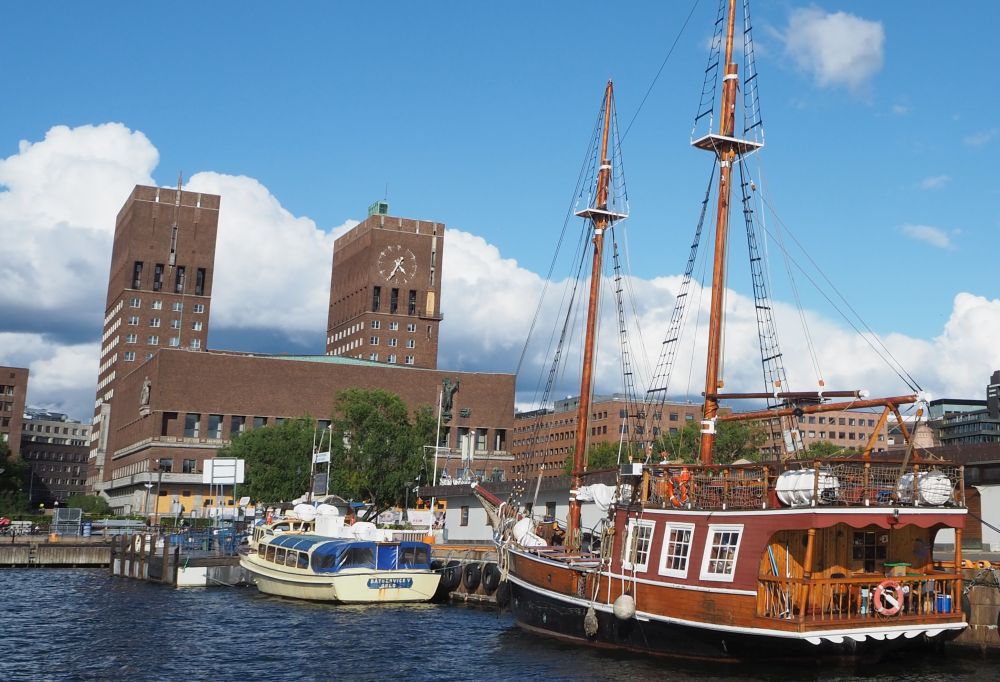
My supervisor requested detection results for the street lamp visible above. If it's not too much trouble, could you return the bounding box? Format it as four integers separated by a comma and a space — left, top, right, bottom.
143, 482, 154, 518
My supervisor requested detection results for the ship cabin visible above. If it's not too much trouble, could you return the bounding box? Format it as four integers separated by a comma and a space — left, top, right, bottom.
613, 457, 966, 633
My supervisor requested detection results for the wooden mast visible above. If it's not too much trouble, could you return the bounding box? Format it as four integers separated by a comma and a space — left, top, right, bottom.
567, 80, 615, 548
699, 0, 740, 465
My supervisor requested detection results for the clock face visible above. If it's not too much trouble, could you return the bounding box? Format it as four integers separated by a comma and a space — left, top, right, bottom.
377, 244, 417, 284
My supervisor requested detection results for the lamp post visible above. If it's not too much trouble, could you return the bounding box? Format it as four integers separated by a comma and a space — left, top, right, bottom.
143, 482, 154, 519
154, 467, 163, 526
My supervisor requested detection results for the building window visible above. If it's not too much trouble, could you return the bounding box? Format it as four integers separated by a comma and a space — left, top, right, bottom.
149, 318, 160, 328
192, 321, 203, 331
370, 320, 381, 330
193, 304, 205, 314
388, 321, 398, 331
406, 339, 415, 349
130, 297, 141, 308
387, 354, 396, 363
195, 268, 206, 296
699, 524, 743, 582
191, 339, 201, 349
231, 415, 246, 435
153, 263, 164, 291
388, 338, 397, 347
158, 458, 173, 472
125, 334, 137, 344
390, 288, 399, 314
658, 523, 695, 578
623, 519, 655, 572
127, 316, 139, 326
147, 335, 158, 345
184, 413, 201, 438
132, 261, 143, 289
406, 323, 416, 333
169, 337, 180, 347
408, 289, 417, 315
208, 414, 223, 439
123, 351, 136, 362
369, 353, 379, 361
460, 506, 469, 526
174, 266, 186, 293
370, 336, 379, 345
182, 459, 196, 474
151, 300, 163, 310
404, 355, 414, 365
253, 416, 267, 429
170, 319, 181, 329
372, 286, 381, 312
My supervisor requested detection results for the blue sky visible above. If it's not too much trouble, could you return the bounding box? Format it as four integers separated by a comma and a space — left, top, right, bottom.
2, 1, 999, 421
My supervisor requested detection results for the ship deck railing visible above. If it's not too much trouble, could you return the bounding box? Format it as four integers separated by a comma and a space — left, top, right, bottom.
756, 572, 963, 627
636, 459, 965, 511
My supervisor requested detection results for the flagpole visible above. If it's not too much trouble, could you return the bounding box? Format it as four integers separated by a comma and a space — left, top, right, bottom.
429, 387, 444, 537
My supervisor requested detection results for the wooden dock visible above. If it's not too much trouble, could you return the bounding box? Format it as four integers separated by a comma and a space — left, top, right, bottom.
0, 541, 111, 567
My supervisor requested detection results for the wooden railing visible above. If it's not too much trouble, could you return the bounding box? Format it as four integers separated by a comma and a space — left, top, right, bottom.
757, 573, 963, 625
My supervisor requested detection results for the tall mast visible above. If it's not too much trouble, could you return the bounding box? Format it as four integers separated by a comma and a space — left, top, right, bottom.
692, 0, 761, 464
567, 80, 617, 548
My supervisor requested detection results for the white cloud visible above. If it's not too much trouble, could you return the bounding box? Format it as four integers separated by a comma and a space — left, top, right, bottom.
891, 104, 909, 116
964, 128, 997, 147
781, 8, 885, 92
918, 175, 950, 190
184, 172, 355, 342
5, 122, 1000, 428
900, 224, 955, 249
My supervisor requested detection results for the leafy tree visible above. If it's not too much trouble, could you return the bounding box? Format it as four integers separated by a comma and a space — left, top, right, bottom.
653, 419, 767, 464
562, 442, 629, 475
798, 440, 858, 459
328, 388, 434, 520
219, 417, 314, 504
66, 494, 112, 515
0, 442, 29, 514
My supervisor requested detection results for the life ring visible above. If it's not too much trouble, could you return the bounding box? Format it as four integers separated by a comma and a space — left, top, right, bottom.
668, 468, 691, 508
874, 579, 902, 617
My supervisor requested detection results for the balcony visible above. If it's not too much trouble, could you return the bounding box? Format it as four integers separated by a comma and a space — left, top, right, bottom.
757, 571, 963, 627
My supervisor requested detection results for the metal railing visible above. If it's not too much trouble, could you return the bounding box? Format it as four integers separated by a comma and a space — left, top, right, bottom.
638, 460, 965, 511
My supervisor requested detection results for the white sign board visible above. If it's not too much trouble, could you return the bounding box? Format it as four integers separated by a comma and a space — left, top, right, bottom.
313, 451, 331, 464
407, 510, 433, 527
202, 458, 245, 485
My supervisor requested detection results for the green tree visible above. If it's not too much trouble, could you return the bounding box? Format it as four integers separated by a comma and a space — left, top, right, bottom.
653, 419, 767, 464
219, 417, 315, 504
0, 441, 29, 514
799, 440, 858, 459
328, 388, 433, 520
66, 494, 112, 515
562, 442, 629, 475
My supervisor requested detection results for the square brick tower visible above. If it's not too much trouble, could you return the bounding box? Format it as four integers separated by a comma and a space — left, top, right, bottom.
89, 184, 220, 487
326, 202, 444, 369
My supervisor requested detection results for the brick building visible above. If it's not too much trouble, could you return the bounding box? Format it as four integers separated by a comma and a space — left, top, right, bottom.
90, 185, 219, 487
326, 201, 444, 369
0, 366, 29, 456
20, 410, 91, 505
89, 187, 515, 514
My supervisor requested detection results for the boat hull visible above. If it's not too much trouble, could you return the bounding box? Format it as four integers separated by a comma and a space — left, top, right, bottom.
240, 556, 440, 603
507, 573, 961, 663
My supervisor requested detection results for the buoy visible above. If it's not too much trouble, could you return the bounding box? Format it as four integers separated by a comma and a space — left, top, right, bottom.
49, 532, 57, 543
613, 593, 636, 620
584, 606, 599, 637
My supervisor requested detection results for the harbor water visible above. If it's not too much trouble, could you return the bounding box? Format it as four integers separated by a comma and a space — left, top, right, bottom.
1, 569, 993, 681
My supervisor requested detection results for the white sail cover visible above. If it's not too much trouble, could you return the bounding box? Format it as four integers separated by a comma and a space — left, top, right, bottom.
576, 483, 617, 512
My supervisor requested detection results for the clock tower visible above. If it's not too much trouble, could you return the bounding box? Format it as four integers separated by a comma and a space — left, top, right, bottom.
326, 202, 444, 369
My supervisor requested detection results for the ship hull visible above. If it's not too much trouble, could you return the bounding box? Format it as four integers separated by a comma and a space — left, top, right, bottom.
507, 573, 961, 663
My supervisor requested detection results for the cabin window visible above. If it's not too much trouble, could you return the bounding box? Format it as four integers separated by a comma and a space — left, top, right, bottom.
264, 545, 276, 563
852, 530, 888, 573
658, 522, 695, 578
274, 548, 287, 565
344, 548, 375, 569
297, 552, 309, 570
622, 519, 655, 572
699, 524, 743, 582
285, 550, 299, 568
460, 506, 469, 526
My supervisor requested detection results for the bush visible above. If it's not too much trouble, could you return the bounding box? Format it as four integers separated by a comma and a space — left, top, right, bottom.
65, 494, 112, 515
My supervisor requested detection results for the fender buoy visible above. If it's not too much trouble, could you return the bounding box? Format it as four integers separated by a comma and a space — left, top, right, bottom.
874, 579, 902, 617
495, 581, 511, 608
439, 560, 462, 591
463, 562, 483, 592
482, 562, 502, 594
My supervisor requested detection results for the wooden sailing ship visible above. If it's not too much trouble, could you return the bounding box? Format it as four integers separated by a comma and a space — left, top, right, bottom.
475, 0, 967, 662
